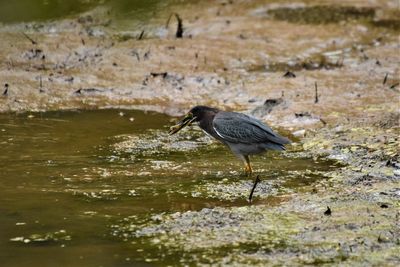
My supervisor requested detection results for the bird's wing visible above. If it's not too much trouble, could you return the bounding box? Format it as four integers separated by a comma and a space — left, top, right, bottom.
212, 111, 290, 145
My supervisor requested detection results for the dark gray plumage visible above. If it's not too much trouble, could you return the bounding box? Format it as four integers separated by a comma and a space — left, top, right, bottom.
169, 106, 290, 173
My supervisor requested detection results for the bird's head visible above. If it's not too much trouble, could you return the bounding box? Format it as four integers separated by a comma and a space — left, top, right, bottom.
169, 106, 218, 135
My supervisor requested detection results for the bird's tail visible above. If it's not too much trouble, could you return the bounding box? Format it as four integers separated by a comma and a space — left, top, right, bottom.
262, 142, 286, 151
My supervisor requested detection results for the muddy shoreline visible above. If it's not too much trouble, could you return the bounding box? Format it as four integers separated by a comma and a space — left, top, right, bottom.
1, 0, 399, 265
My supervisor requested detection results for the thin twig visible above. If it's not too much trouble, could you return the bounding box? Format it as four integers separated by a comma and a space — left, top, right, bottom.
175, 14, 183, 38
165, 13, 184, 38
248, 175, 261, 203
314, 82, 319, 103
3, 83, 9, 96
22, 32, 37, 45
39, 76, 44, 93
166, 14, 173, 28
390, 83, 399, 90
137, 30, 145, 40
383, 73, 388, 85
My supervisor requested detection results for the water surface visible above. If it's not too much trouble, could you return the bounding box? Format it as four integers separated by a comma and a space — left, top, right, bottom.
0, 0, 174, 24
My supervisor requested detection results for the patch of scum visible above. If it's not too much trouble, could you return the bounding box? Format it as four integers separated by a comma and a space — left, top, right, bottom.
112, 128, 214, 156
113, 192, 399, 265
191, 179, 280, 201
113, 206, 302, 262
190, 167, 330, 202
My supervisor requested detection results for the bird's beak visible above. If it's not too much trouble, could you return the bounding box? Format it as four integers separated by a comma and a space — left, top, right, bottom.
169, 112, 197, 135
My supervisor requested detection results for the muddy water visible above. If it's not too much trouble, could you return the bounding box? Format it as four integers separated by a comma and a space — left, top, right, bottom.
0, 0, 167, 23
0, 109, 336, 266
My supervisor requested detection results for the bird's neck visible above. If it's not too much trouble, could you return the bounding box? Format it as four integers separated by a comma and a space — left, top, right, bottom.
198, 111, 219, 138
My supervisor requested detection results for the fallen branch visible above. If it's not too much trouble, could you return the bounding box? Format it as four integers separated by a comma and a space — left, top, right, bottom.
248, 175, 261, 203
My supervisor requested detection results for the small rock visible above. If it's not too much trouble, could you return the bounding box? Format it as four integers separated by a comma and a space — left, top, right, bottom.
251, 98, 284, 117
292, 129, 306, 137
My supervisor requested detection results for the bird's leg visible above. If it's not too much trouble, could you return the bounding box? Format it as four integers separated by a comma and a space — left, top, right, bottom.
244, 155, 252, 175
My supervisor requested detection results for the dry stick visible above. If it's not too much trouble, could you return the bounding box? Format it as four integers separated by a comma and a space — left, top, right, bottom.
390, 83, 399, 89
165, 13, 183, 38
175, 14, 183, 38
39, 76, 44, 93
248, 175, 261, 203
314, 82, 319, 103
22, 32, 37, 45
383, 73, 388, 85
3, 83, 9, 96
137, 30, 145, 40
165, 13, 173, 28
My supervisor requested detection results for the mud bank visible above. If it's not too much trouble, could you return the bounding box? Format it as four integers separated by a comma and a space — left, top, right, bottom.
111, 116, 399, 265
0, 0, 398, 117
1, 0, 399, 266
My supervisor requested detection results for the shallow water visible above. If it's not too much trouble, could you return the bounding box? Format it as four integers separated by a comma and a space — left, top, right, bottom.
0, 0, 167, 24
0, 109, 337, 266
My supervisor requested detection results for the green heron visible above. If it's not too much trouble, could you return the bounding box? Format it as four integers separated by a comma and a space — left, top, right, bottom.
169, 106, 290, 174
